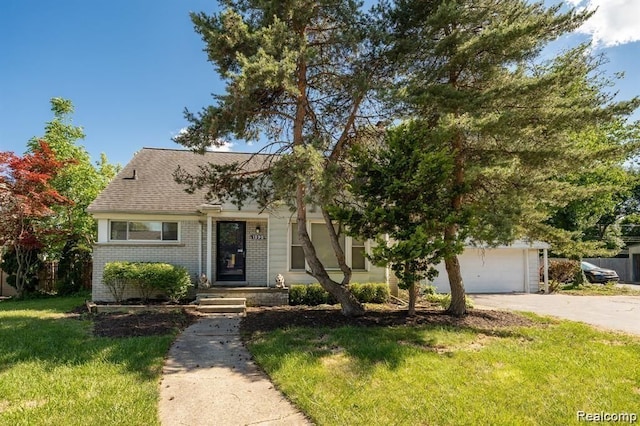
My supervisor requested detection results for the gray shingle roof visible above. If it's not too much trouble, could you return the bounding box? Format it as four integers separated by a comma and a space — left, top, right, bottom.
87, 148, 273, 214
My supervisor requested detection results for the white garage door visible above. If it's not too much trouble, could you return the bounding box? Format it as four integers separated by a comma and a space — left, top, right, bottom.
431, 248, 526, 293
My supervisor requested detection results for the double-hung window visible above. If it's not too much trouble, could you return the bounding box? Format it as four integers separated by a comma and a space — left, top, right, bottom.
290, 223, 367, 271
110, 221, 179, 241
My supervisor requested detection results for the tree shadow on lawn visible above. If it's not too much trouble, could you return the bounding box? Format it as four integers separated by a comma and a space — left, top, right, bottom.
241, 306, 537, 371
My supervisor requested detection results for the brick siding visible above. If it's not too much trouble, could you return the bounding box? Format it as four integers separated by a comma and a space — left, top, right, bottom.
92, 221, 200, 302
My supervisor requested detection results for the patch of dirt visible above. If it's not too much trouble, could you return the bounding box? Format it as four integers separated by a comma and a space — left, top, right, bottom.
68, 303, 534, 339
241, 305, 535, 338
67, 305, 203, 338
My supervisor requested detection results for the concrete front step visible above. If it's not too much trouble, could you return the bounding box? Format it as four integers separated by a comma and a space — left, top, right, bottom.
197, 305, 246, 314
197, 296, 246, 315
196, 287, 289, 307
198, 297, 246, 306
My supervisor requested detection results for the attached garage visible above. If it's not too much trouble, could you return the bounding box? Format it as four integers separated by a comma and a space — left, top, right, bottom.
430, 241, 549, 294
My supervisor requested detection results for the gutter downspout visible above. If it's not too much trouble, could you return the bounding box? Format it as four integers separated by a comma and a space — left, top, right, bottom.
266, 217, 271, 288
206, 216, 213, 280
543, 248, 549, 293
198, 222, 203, 277
524, 250, 530, 293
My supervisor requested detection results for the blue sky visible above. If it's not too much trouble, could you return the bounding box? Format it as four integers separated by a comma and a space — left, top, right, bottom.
1, 0, 639, 166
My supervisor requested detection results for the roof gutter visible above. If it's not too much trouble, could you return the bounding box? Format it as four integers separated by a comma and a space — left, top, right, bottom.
198, 204, 223, 213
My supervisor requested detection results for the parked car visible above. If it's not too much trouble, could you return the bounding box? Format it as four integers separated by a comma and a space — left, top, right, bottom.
581, 261, 619, 284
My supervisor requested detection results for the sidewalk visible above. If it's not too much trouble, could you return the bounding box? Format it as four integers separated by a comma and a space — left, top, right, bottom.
159, 314, 311, 426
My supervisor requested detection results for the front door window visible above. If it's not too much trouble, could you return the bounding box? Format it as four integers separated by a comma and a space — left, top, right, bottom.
216, 221, 246, 281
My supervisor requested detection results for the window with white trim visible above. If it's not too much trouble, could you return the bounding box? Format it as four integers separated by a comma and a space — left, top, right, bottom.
109, 221, 179, 241
351, 238, 366, 270
290, 223, 366, 271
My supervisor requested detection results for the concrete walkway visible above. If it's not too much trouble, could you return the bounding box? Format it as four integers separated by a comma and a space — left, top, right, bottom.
471, 293, 640, 336
159, 314, 311, 426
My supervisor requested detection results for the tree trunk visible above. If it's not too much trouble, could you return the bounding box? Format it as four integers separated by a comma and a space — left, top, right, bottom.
289, 48, 364, 317
445, 122, 467, 316
14, 246, 26, 299
444, 254, 467, 316
407, 281, 417, 316
296, 185, 365, 317
321, 207, 352, 284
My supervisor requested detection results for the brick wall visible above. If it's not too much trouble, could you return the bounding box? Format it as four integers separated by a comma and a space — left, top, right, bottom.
93, 219, 271, 301
245, 220, 268, 285
92, 220, 200, 302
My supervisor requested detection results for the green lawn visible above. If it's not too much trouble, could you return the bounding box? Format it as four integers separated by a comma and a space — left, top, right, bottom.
247, 314, 640, 425
560, 282, 640, 296
3, 297, 639, 425
0, 297, 173, 426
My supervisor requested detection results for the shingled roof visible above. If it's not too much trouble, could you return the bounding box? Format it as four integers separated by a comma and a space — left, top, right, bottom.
87, 148, 273, 215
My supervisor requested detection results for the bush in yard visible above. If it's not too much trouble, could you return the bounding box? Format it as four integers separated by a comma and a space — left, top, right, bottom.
151, 264, 192, 303
547, 280, 562, 293
288, 285, 307, 306
349, 283, 389, 304
548, 260, 579, 284
136, 263, 192, 303
102, 262, 192, 303
425, 293, 475, 310
422, 284, 437, 295
289, 283, 388, 305
102, 262, 136, 303
306, 283, 335, 305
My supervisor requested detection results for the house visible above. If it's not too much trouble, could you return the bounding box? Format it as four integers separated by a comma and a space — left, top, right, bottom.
88, 147, 549, 302
87, 148, 388, 302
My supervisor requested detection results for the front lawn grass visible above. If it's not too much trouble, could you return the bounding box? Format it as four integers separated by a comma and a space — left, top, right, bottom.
247, 313, 640, 425
560, 282, 640, 296
0, 297, 173, 425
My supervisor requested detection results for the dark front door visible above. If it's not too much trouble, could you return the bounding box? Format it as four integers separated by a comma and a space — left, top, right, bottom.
216, 221, 246, 281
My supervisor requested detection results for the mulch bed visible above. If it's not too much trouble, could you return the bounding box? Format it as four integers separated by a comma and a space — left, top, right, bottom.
68, 304, 534, 339
67, 305, 203, 338
241, 305, 535, 338
91, 310, 202, 338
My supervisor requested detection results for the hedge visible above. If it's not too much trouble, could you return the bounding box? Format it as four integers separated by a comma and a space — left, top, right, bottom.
102, 262, 192, 303
289, 282, 389, 306
548, 259, 580, 284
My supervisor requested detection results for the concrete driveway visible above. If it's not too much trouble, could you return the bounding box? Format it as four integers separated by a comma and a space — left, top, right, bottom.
471, 293, 640, 336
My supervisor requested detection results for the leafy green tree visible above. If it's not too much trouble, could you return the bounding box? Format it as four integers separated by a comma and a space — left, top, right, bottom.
609, 170, 640, 247
547, 163, 639, 258
174, 1, 385, 316
382, 0, 639, 315
337, 121, 454, 315
26, 98, 119, 293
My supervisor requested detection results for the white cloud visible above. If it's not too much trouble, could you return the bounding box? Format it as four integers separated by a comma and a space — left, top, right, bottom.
207, 140, 234, 152
569, 0, 640, 47
172, 127, 234, 152
171, 127, 188, 139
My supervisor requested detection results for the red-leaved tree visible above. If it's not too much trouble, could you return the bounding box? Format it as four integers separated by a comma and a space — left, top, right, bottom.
0, 141, 73, 297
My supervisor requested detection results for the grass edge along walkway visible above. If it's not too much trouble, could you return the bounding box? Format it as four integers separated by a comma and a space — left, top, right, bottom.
245, 311, 640, 426
0, 297, 174, 426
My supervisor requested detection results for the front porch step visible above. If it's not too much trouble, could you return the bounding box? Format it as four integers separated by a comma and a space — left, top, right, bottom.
197, 305, 246, 314
198, 297, 247, 306
196, 296, 246, 315
196, 287, 289, 307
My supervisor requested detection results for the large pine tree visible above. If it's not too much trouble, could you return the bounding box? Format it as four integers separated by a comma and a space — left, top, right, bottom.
174, 1, 386, 316
382, 0, 640, 315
